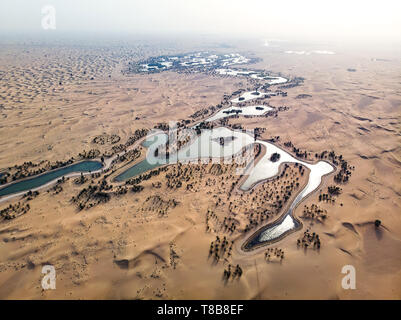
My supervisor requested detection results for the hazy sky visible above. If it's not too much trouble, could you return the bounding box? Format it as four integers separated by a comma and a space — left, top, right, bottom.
1, 0, 401, 42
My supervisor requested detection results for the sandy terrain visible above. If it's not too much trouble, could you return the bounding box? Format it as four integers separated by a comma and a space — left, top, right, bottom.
0, 40, 400, 299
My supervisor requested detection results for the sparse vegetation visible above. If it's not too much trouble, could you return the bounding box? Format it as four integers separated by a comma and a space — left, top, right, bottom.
264, 247, 285, 262
297, 229, 321, 250
301, 204, 328, 222
0, 202, 30, 220
270, 152, 280, 162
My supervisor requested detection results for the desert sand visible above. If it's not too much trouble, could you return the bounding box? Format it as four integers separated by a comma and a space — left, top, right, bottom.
0, 39, 400, 299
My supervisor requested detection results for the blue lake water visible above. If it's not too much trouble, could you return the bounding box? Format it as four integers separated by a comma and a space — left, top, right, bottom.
114, 133, 168, 182
0, 161, 103, 197
114, 159, 160, 182
114, 127, 255, 182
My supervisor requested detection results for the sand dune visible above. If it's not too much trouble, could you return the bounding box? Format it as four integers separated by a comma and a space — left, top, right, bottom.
0, 41, 400, 299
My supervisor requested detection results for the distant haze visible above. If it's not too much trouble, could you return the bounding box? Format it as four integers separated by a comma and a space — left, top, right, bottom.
1, 0, 400, 43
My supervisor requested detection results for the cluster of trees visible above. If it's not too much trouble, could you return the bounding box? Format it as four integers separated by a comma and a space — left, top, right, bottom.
124, 129, 149, 147
165, 162, 230, 191
265, 247, 284, 261
209, 235, 234, 262
78, 149, 100, 159
315, 150, 344, 166
92, 133, 121, 145
190, 107, 211, 120
318, 192, 335, 203
116, 148, 141, 164
334, 160, 353, 184
301, 204, 327, 222
253, 127, 266, 139
319, 185, 343, 203
278, 77, 305, 89
276, 164, 302, 205
314, 150, 353, 184
195, 121, 215, 134
268, 136, 280, 143
205, 209, 218, 232
166, 167, 190, 189
93, 128, 147, 159
270, 152, 280, 162
22, 190, 40, 200
114, 186, 128, 195
72, 179, 112, 210
276, 105, 289, 111
0, 202, 30, 220
295, 163, 305, 176
49, 183, 63, 195
313, 150, 353, 207
126, 167, 168, 186
222, 216, 237, 233
244, 208, 274, 232
152, 181, 162, 189
328, 185, 342, 196
223, 264, 243, 280
142, 195, 178, 217
131, 185, 144, 193
109, 144, 126, 155
231, 163, 303, 231
283, 141, 310, 159
153, 122, 170, 131
297, 229, 321, 249
223, 109, 242, 115
74, 173, 88, 185
0, 172, 10, 185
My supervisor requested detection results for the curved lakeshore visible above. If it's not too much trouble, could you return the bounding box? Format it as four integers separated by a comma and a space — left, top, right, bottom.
0, 72, 334, 251
0, 160, 103, 201
112, 120, 334, 251
0, 130, 162, 203
241, 161, 335, 251
114, 103, 276, 182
